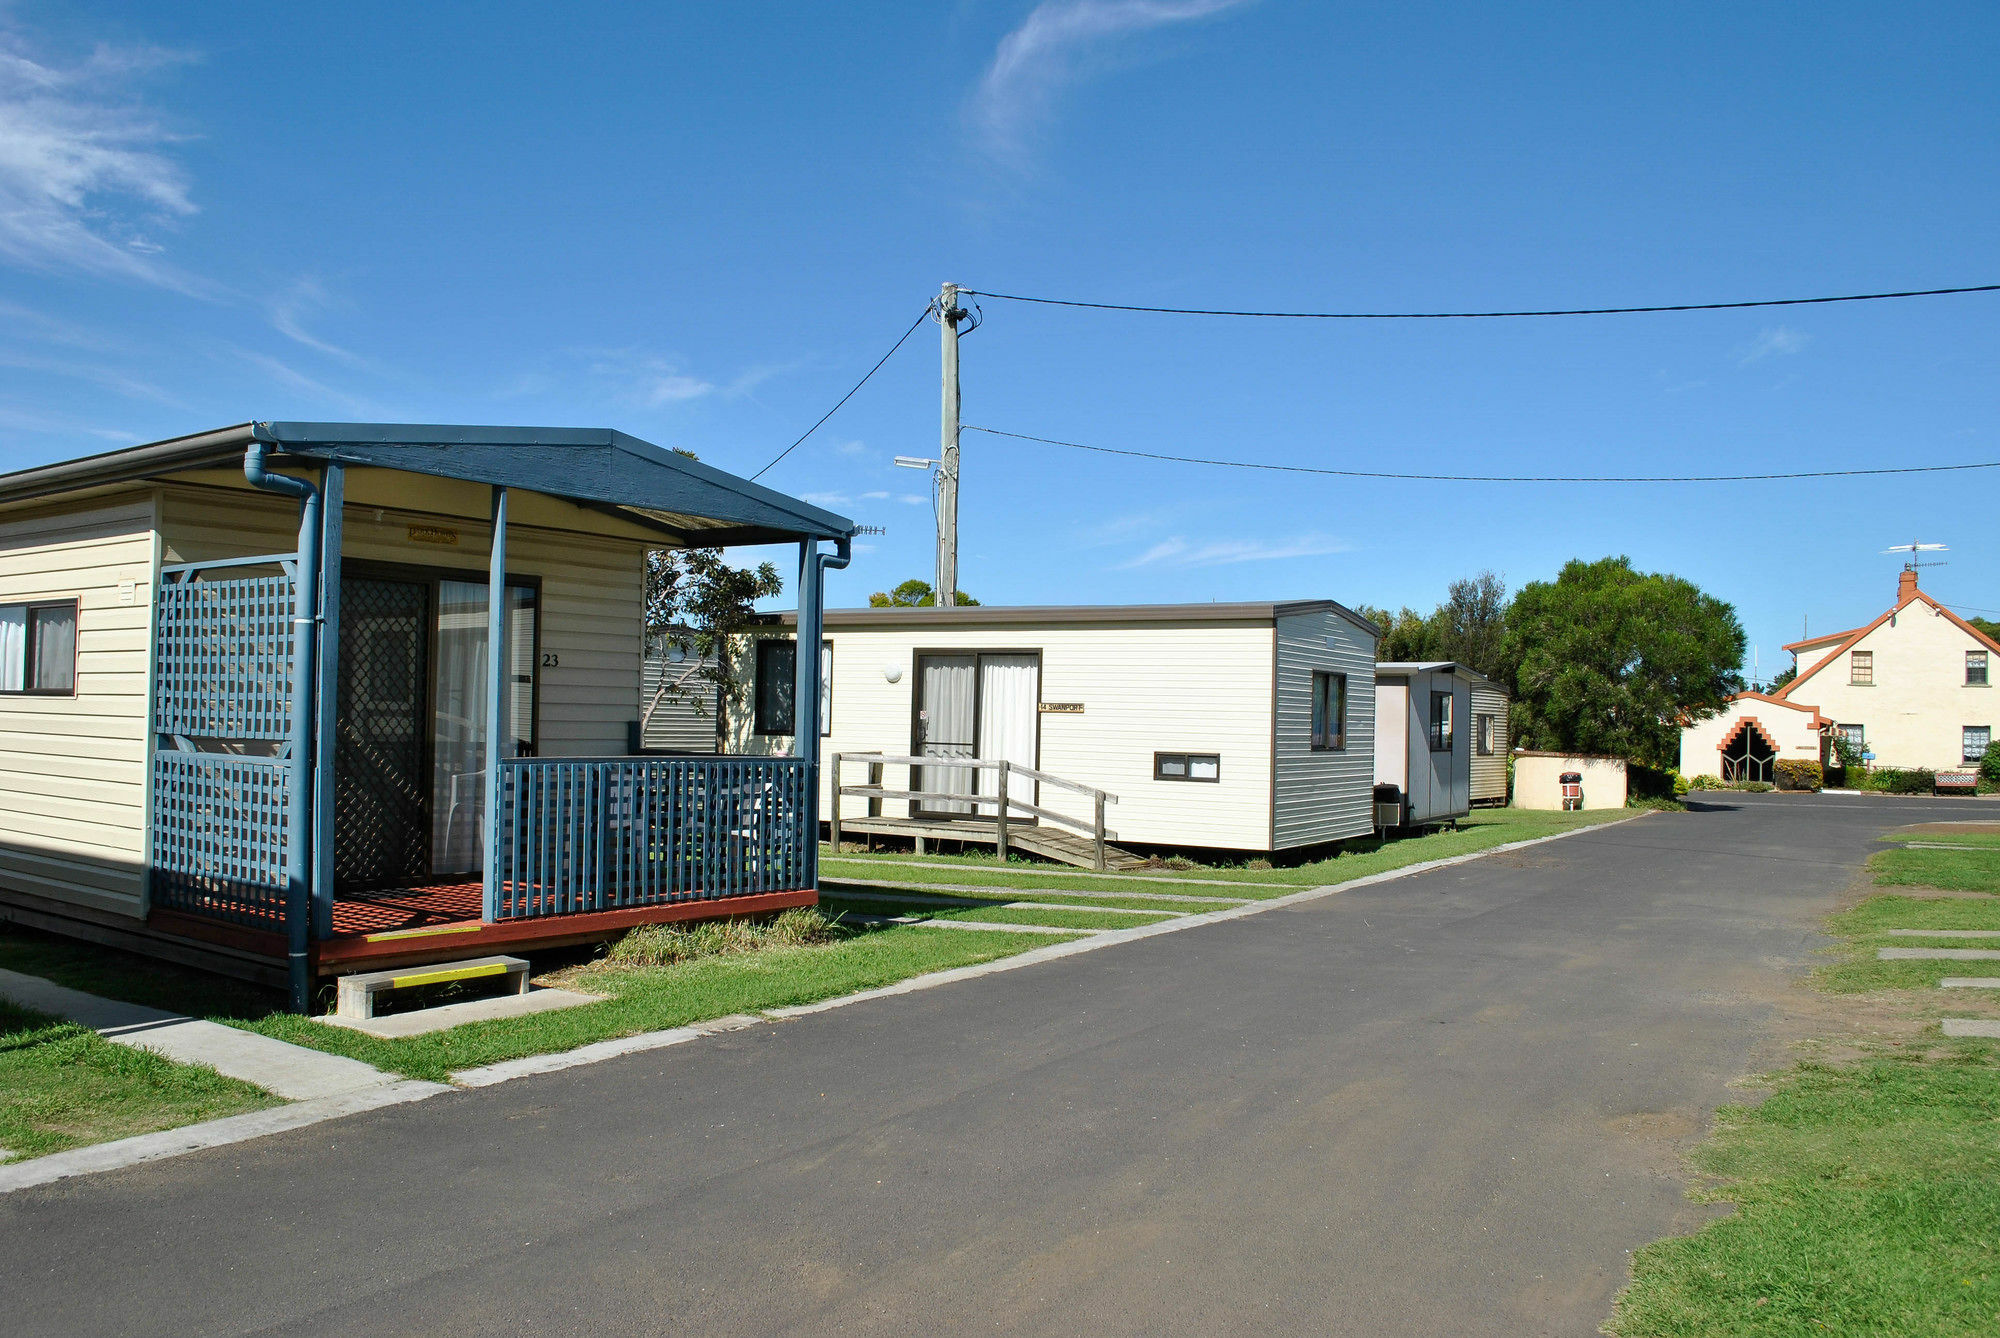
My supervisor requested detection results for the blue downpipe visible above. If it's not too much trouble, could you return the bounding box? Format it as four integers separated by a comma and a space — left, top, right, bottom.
794, 536, 851, 891
245, 428, 321, 1014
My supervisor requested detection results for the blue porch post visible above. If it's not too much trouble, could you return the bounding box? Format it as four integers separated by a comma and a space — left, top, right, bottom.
482, 486, 509, 922
310, 464, 344, 940
793, 540, 825, 888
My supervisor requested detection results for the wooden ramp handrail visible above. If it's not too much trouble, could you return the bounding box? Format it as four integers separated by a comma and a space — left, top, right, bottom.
828, 753, 1121, 870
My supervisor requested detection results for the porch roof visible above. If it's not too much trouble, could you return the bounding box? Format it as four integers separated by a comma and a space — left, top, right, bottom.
0, 420, 855, 548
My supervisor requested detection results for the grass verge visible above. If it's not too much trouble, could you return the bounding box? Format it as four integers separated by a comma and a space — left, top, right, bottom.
824, 805, 1634, 895
1870, 845, 2000, 894
0, 923, 1070, 1088
0, 998, 275, 1160
1609, 834, 2000, 1336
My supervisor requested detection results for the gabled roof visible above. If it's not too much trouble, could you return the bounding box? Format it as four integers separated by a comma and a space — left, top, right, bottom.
0, 421, 855, 548
1782, 627, 1860, 654
1777, 582, 2000, 701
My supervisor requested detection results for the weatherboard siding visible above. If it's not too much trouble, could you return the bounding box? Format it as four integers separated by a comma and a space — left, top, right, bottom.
0, 493, 159, 917
1470, 681, 1510, 802
730, 619, 1281, 849
159, 485, 647, 758
1272, 607, 1377, 848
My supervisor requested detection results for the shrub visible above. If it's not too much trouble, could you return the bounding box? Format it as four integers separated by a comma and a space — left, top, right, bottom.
1627, 762, 1689, 802
1863, 767, 1936, 795
1981, 741, 2000, 786
1688, 774, 1726, 791
1738, 780, 1775, 793
1774, 759, 1823, 792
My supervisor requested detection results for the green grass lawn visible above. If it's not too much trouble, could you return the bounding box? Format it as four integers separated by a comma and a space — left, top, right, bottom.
1611, 834, 2000, 1335
1870, 845, 2000, 895
820, 893, 1177, 931
1879, 831, 2000, 849
0, 998, 275, 1161
0, 923, 1070, 1087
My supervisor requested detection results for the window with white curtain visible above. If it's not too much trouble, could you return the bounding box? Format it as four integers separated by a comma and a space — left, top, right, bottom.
0, 600, 77, 694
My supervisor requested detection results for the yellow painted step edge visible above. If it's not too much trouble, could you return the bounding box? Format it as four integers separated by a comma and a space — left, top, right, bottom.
388, 961, 510, 990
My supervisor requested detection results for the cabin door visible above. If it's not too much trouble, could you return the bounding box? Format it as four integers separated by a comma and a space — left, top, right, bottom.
913, 651, 1040, 818
333, 576, 432, 891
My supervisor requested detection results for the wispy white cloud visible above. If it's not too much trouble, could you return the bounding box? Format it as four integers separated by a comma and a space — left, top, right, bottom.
226, 345, 394, 418
268, 276, 368, 366
1738, 325, 1809, 365
835, 439, 869, 457
806, 489, 929, 509
1117, 532, 1349, 569
970, 0, 1252, 163
0, 32, 202, 289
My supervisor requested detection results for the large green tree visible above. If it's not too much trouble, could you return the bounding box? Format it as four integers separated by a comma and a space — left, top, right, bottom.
1501, 556, 1745, 768
1354, 570, 1509, 678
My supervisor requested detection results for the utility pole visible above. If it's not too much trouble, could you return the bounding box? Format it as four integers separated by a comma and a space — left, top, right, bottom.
936, 281, 964, 610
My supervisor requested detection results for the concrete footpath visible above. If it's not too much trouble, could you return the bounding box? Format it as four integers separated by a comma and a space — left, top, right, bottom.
0, 967, 394, 1100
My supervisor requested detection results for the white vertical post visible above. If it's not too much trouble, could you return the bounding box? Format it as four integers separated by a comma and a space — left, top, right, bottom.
482, 486, 508, 923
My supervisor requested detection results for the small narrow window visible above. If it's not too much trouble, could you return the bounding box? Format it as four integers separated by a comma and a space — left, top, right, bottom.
1965, 726, 1990, 763
1969, 651, 1988, 687
1429, 690, 1454, 752
0, 600, 77, 695
1310, 671, 1346, 750
753, 639, 796, 735
1850, 650, 1873, 686
1476, 713, 1494, 756
1155, 752, 1220, 782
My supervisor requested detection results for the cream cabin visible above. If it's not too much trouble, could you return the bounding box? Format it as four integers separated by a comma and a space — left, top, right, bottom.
725, 601, 1380, 862
0, 422, 852, 1009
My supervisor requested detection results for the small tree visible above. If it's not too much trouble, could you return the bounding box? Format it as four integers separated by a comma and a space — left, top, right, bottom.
1764, 664, 1797, 695
642, 546, 783, 728
1502, 556, 1746, 770
868, 578, 979, 607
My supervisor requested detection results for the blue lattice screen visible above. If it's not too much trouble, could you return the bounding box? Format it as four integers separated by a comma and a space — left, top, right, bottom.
150, 557, 298, 929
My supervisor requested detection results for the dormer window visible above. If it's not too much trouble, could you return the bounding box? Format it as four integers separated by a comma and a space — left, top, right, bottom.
1850, 650, 1873, 686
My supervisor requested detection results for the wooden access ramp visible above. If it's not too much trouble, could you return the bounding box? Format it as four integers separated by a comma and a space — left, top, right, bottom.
829, 754, 1145, 871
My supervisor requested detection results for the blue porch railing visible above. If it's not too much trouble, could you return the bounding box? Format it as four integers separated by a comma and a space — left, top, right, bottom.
491, 756, 813, 920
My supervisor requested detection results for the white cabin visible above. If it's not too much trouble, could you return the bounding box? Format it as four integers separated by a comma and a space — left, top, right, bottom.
728, 601, 1381, 855
1373, 662, 1477, 827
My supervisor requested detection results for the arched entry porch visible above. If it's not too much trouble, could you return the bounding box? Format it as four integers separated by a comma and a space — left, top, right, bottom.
1718, 718, 1779, 783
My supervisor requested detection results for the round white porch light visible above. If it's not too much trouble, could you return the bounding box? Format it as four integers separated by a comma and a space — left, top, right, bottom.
883, 664, 903, 683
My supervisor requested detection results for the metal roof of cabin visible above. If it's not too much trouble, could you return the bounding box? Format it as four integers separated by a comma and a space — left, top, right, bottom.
764, 598, 1381, 637
0, 421, 855, 548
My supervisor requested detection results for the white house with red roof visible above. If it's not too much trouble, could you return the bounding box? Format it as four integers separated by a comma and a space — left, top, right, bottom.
1680, 569, 2000, 780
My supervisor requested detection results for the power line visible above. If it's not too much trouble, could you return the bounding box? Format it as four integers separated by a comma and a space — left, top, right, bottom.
964, 424, 2000, 484
959, 282, 2000, 320
751, 304, 934, 481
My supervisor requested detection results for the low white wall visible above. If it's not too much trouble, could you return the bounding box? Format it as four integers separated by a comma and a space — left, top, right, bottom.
1512, 752, 1627, 810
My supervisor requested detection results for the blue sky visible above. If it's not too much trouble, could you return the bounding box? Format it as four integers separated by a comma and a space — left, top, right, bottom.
1, 2, 1995, 677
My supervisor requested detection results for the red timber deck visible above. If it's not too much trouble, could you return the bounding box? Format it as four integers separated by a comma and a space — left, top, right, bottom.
149, 883, 819, 977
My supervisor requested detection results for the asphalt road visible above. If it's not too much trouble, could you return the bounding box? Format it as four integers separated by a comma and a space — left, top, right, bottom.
3, 793, 1975, 1337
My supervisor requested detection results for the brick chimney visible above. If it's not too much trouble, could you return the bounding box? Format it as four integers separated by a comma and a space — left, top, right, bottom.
1899, 567, 1920, 601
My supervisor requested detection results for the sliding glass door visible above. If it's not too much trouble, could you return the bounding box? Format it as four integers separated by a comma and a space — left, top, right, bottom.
430, 580, 537, 874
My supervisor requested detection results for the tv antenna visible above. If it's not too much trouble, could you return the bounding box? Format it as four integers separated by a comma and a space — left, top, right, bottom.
1883, 540, 1949, 573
